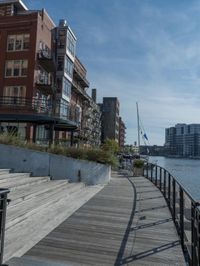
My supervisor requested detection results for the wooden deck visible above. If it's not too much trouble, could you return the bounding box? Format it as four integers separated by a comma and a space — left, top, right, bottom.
23, 171, 186, 265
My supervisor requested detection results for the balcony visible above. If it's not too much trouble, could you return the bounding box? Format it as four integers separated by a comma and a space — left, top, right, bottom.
0, 96, 78, 130
37, 50, 55, 73
35, 74, 54, 94
73, 57, 90, 88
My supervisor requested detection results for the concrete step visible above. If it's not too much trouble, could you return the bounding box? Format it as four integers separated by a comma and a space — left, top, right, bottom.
9, 180, 69, 206
0, 169, 11, 175
6, 182, 85, 230
0, 172, 30, 180
4, 184, 103, 262
7, 256, 75, 266
0, 176, 50, 191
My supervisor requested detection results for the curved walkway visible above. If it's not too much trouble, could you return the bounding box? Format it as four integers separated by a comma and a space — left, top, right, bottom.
18, 171, 185, 265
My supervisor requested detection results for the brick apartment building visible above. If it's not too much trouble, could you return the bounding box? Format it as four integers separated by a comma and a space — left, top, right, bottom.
0, 0, 102, 146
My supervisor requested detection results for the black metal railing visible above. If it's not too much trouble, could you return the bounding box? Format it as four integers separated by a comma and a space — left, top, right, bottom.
0, 189, 9, 266
143, 162, 200, 265
0, 96, 80, 124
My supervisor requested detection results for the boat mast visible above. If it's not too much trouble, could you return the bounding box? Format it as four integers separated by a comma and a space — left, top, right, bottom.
136, 102, 140, 154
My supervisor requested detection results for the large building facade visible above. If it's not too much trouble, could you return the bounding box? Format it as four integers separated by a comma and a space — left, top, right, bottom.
99, 97, 120, 144
165, 124, 200, 157
0, 0, 101, 146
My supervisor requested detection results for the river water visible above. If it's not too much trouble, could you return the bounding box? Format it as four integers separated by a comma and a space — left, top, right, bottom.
149, 156, 200, 200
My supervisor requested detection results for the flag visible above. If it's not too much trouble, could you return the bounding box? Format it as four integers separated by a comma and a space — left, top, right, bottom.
143, 133, 148, 141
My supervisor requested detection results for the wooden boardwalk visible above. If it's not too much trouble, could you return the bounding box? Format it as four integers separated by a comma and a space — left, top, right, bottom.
23, 171, 185, 265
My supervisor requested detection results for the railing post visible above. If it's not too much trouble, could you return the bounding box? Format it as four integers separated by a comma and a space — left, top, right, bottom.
159, 168, 162, 190
198, 212, 200, 266
191, 202, 198, 266
172, 179, 176, 223
146, 163, 148, 178
151, 165, 153, 182
155, 166, 157, 186
179, 187, 184, 250
0, 190, 9, 266
168, 173, 171, 207
163, 170, 166, 198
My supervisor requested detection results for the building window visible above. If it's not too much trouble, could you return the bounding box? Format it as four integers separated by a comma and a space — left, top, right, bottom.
7, 34, 30, 51
63, 78, 71, 98
60, 99, 69, 119
58, 29, 66, 49
5, 60, 28, 77
75, 105, 81, 123
67, 31, 75, 56
65, 56, 73, 77
57, 56, 64, 71
3, 86, 26, 105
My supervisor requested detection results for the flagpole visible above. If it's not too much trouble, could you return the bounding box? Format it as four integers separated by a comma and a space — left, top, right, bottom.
136, 102, 140, 155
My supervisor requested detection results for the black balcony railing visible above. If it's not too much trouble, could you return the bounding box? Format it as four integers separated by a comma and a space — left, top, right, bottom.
0, 96, 53, 115
143, 162, 200, 265
0, 189, 9, 265
0, 96, 79, 127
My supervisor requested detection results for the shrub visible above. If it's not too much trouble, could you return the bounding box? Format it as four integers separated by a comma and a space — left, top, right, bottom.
133, 159, 144, 168
101, 138, 119, 154
0, 133, 117, 166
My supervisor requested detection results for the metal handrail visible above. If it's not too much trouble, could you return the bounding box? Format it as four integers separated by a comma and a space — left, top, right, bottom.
143, 162, 200, 265
0, 189, 9, 266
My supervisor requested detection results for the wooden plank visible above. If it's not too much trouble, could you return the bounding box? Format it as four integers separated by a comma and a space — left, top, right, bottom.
24, 172, 186, 265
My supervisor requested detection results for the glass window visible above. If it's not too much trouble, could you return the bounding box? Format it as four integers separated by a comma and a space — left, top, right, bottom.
21, 60, 28, 76
67, 31, 75, 56
3, 86, 26, 105
5, 61, 13, 77
60, 99, 69, 119
5, 60, 28, 77
7, 35, 15, 51
15, 35, 23, 50
13, 60, 20, 76
7, 34, 30, 51
63, 78, 71, 98
58, 29, 66, 49
57, 56, 64, 71
65, 56, 73, 77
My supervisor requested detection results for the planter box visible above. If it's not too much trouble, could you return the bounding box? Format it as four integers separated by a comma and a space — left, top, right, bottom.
133, 167, 143, 177
0, 144, 111, 185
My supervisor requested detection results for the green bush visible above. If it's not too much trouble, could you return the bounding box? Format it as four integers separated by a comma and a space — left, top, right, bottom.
133, 159, 144, 168
101, 138, 119, 154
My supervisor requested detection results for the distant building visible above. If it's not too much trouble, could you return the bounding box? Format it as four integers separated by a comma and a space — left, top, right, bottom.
165, 124, 200, 157
99, 97, 120, 143
119, 117, 126, 149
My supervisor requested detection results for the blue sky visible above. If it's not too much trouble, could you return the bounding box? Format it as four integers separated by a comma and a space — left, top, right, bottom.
24, 0, 200, 145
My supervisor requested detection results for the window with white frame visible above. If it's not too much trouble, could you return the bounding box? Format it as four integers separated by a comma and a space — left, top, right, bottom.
65, 56, 73, 77
5, 60, 28, 77
63, 78, 71, 98
7, 34, 30, 51
67, 30, 75, 56
3, 86, 26, 104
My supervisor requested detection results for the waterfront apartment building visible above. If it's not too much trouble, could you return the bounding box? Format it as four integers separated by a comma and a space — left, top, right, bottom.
99, 97, 120, 143
0, 0, 100, 146
165, 123, 200, 157
119, 117, 126, 149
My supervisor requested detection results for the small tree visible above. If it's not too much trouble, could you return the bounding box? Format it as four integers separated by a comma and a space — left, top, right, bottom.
102, 138, 119, 154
